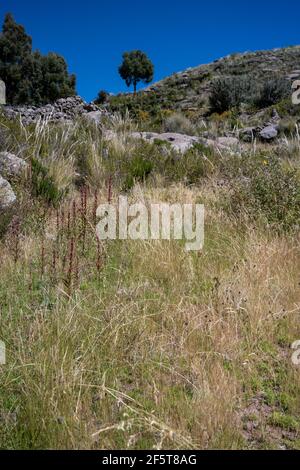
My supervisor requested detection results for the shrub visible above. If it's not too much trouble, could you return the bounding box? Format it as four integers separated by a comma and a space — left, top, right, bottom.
253, 78, 290, 109
163, 112, 195, 135
30, 158, 66, 206
209, 77, 251, 114
162, 143, 219, 184
123, 155, 154, 190
226, 155, 300, 231
278, 118, 297, 136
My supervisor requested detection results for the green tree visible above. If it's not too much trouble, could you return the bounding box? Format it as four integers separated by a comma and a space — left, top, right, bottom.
119, 50, 154, 94
40, 53, 76, 103
0, 13, 76, 105
0, 13, 32, 104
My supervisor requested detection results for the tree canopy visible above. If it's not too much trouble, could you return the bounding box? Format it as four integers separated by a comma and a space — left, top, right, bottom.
119, 50, 154, 94
0, 13, 76, 105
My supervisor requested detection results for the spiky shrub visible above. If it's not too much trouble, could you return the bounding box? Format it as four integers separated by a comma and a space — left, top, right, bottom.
253, 78, 290, 109
209, 78, 246, 114
123, 156, 154, 190
209, 77, 256, 114
163, 112, 195, 136
30, 158, 67, 206
226, 155, 300, 231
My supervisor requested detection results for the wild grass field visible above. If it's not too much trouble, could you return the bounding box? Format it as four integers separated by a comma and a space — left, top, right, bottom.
0, 112, 300, 450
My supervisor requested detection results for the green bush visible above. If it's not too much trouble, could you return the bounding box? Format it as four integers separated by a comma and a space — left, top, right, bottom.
209, 77, 251, 114
253, 78, 290, 109
226, 155, 300, 231
163, 112, 195, 135
123, 155, 154, 190
30, 158, 66, 206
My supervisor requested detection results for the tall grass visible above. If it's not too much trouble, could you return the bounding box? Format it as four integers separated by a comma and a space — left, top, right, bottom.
0, 113, 300, 450
0, 182, 300, 449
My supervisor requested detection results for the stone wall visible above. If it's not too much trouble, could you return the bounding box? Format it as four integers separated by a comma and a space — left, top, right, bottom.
3, 95, 107, 124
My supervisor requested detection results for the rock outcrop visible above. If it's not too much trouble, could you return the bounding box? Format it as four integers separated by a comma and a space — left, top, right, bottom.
130, 132, 199, 153
0, 175, 16, 212
259, 125, 278, 141
105, 130, 241, 154
0, 152, 27, 225
0, 152, 28, 178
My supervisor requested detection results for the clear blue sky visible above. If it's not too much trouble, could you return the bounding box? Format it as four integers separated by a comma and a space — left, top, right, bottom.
0, 0, 299, 101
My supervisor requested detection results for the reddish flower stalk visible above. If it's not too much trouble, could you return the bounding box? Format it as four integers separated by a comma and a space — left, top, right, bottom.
93, 189, 98, 226
60, 209, 65, 231
80, 187, 87, 253
80, 187, 85, 215
67, 237, 75, 290
107, 175, 113, 203
74, 253, 79, 286
67, 209, 71, 234
11, 216, 21, 264
52, 247, 57, 276
56, 209, 60, 233
41, 237, 45, 277
84, 186, 88, 211
72, 200, 77, 229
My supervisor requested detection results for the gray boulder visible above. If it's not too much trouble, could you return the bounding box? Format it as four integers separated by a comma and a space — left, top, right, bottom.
84, 111, 103, 125
259, 125, 278, 141
0, 152, 28, 178
131, 132, 199, 153
0, 175, 16, 211
215, 136, 239, 148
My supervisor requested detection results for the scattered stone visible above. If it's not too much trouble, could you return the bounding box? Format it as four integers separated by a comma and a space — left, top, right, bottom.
129, 131, 241, 154
0, 175, 16, 211
259, 125, 278, 141
84, 110, 104, 125
0, 152, 28, 178
131, 131, 199, 152
215, 136, 239, 148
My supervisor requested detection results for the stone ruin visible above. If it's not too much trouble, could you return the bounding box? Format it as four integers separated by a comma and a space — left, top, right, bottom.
0, 79, 5, 105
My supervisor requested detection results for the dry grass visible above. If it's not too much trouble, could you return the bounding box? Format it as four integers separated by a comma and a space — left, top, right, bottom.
1, 180, 300, 449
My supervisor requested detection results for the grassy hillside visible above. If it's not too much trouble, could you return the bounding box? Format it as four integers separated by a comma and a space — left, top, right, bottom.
108, 46, 300, 128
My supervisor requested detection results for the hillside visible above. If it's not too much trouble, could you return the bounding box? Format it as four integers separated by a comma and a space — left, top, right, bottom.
143, 47, 300, 111
109, 46, 300, 120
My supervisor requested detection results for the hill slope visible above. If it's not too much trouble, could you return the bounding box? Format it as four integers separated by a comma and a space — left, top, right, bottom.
108, 46, 300, 120
142, 46, 300, 113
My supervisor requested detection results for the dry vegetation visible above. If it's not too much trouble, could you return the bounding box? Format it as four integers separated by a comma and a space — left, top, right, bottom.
0, 112, 300, 450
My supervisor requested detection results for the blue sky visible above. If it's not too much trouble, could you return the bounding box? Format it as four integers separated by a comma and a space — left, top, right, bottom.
0, 1, 299, 101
